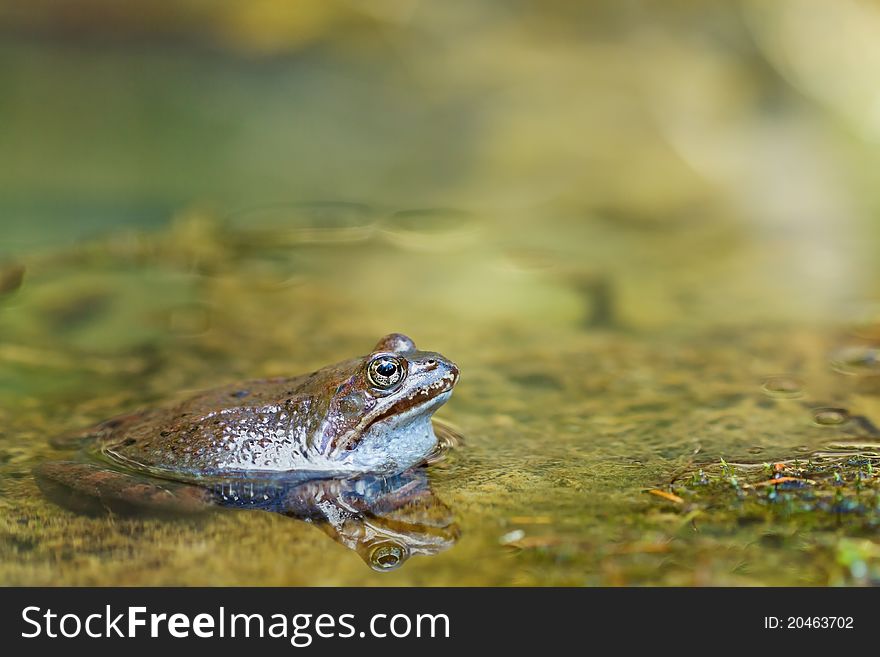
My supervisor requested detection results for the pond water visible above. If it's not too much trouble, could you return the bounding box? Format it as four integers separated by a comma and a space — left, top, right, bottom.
2, 3, 880, 585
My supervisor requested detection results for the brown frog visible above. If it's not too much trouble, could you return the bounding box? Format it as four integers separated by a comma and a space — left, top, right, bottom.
36, 333, 461, 570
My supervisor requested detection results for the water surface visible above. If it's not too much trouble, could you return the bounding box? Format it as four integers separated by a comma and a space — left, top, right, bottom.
2, 3, 880, 585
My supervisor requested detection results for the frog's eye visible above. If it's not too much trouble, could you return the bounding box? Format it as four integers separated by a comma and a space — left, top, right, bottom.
367, 355, 406, 389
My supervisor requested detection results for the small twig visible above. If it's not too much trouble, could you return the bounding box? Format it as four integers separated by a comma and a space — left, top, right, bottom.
648, 489, 684, 504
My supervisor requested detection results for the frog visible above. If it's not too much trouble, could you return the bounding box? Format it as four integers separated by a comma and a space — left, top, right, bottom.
35, 333, 461, 570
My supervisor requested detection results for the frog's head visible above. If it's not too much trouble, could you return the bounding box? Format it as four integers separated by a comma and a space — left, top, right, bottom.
315, 333, 459, 474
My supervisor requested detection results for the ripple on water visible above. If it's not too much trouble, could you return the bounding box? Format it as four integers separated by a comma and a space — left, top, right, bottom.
830, 345, 880, 376
233, 259, 308, 291
229, 202, 377, 246
811, 407, 849, 426
498, 247, 563, 273
380, 208, 479, 251
423, 419, 464, 466
760, 375, 804, 399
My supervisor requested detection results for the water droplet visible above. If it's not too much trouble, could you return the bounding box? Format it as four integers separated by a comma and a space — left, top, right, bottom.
830, 346, 880, 376
812, 407, 849, 426
760, 376, 803, 399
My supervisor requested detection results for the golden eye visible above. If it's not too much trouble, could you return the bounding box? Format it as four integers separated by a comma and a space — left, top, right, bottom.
367, 356, 405, 388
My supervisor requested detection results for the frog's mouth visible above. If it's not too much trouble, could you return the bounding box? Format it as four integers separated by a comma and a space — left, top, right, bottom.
336, 375, 456, 454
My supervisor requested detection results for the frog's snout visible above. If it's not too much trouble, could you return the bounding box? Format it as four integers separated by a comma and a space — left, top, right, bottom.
415, 356, 458, 392
439, 361, 459, 392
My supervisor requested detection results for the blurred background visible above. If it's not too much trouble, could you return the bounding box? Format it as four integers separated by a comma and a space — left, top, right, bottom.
2, 0, 880, 586
2, 0, 880, 327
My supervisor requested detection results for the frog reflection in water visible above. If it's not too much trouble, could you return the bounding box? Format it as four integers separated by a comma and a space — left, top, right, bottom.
36, 334, 461, 571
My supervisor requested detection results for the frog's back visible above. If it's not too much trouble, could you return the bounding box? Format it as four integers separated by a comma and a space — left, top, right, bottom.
75, 334, 459, 481
93, 374, 327, 480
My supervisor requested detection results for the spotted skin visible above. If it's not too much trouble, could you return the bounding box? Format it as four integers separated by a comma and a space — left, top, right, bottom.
85, 333, 458, 480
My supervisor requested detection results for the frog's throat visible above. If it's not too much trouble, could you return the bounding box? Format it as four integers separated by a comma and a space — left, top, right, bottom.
328, 389, 452, 456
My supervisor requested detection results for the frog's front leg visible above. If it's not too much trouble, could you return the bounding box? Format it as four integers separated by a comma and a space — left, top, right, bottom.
35, 461, 215, 516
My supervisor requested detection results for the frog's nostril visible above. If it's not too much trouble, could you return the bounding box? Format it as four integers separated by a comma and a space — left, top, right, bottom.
424, 359, 438, 369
